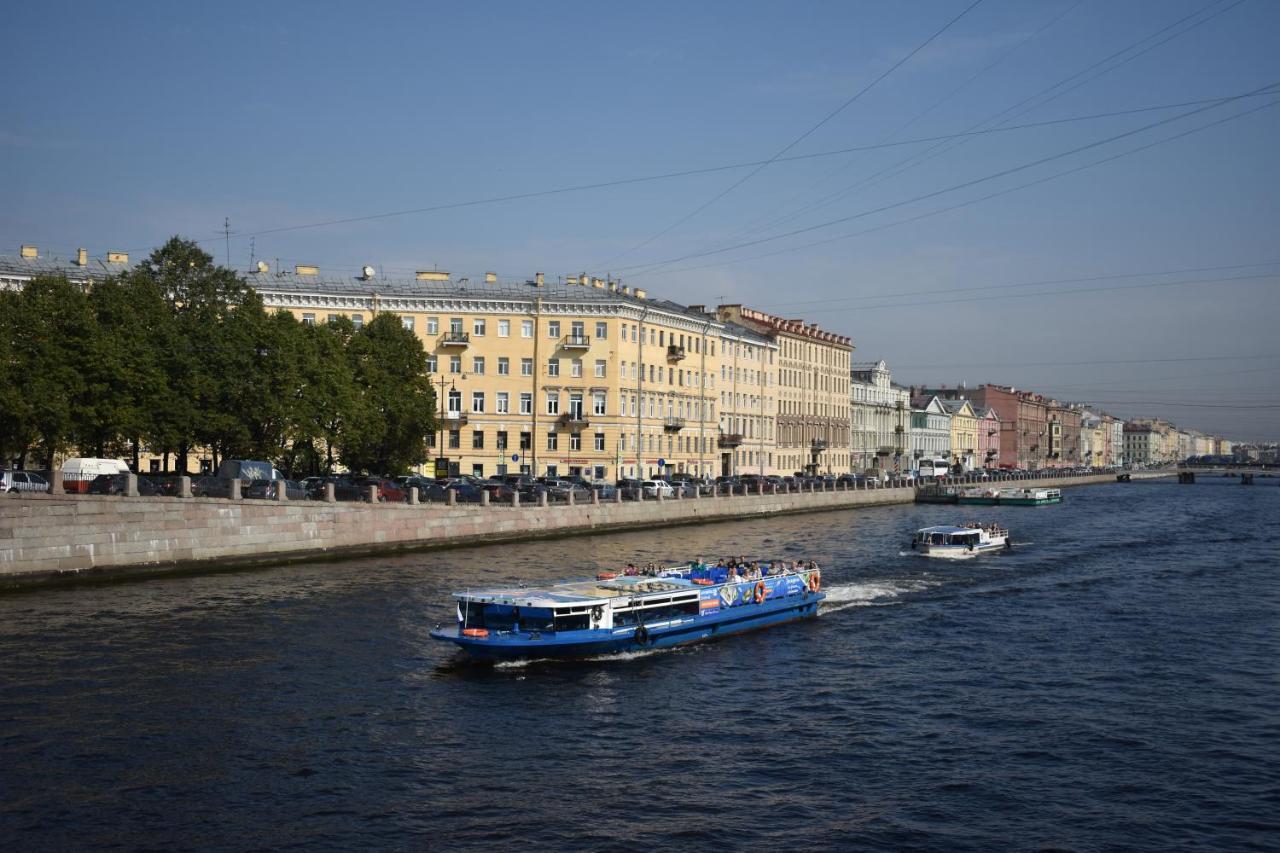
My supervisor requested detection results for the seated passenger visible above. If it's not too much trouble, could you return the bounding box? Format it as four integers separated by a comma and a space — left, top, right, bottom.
623, 563, 639, 576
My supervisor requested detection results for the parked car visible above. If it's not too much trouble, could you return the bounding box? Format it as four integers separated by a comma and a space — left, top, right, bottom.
215, 460, 283, 482
85, 473, 161, 496
641, 479, 675, 499
423, 481, 485, 503
190, 475, 233, 498
1, 470, 48, 494
615, 478, 645, 500
60, 458, 129, 493
243, 479, 307, 500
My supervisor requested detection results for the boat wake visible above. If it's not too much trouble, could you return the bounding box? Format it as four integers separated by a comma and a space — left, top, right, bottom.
491, 646, 672, 669
819, 580, 931, 614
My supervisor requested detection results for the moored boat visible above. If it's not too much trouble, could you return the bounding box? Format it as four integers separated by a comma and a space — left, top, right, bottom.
430, 563, 824, 661
995, 487, 1062, 506
957, 486, 1062, 506
910, 523, 1010, 558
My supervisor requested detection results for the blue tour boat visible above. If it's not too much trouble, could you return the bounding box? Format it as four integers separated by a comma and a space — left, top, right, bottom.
430, 563, 824, 661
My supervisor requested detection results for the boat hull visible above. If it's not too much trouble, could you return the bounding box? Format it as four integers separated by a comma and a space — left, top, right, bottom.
916, 542, 1007, 559
431, 592, 824, 661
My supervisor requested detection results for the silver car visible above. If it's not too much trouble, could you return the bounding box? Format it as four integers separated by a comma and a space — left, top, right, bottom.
1, 470, 49, 493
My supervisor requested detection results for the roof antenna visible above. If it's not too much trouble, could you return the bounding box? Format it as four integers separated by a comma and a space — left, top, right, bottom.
223, 217, 232, 267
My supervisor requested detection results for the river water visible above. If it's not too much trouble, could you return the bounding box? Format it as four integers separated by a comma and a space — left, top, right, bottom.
2, 478, 1278, 851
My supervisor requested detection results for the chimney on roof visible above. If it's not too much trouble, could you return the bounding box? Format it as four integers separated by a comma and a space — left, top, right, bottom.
621, 285, 632, 296
634, 288, 647, 299
295, 264, 318, 276
415, 270, 449, 282
591, 277, 604, 288
20, 245, 38, 259
75, 248, 88, 266
485, 272, 497, 283
534, 272, 545, 287
106, 251, 128, 264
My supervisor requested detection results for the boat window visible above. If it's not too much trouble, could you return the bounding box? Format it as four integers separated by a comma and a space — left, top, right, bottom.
554, 612, 591, 631
479, 604, 555, 631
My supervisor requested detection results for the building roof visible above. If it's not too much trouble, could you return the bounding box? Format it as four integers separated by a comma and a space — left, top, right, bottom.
0, 252, 130, 284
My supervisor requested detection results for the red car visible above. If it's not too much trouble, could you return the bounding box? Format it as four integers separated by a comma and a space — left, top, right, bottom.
353, 477, 407, 502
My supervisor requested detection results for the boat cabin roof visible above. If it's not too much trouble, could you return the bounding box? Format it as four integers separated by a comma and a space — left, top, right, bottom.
453, 575, 697, 608
917, 525, 982, 538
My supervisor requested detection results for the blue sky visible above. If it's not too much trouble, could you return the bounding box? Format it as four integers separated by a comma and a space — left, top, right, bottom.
4, 0, 1278, 438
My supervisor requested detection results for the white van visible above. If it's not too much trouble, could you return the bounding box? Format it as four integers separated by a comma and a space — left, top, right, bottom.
61, 458, 129, 493
917, 458, 951, 479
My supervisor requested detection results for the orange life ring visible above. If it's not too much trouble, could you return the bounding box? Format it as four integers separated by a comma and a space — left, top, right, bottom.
808, 572, 821, 593
462, 628, 489, 638
692, 578, 713, 586
754, 581, 767, 604
596, 572, 618, 580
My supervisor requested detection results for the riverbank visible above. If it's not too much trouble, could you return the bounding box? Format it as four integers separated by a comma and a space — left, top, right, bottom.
0, 472, 1169, 589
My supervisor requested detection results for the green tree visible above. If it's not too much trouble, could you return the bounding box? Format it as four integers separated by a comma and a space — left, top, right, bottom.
288, 317, 359, 476
339, 312, 436, 474
5, 276, 94, 469
125, 237, 255, 471
73, 274, 170, 462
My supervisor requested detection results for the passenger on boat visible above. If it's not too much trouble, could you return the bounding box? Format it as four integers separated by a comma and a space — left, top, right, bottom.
623, 563, 639, 576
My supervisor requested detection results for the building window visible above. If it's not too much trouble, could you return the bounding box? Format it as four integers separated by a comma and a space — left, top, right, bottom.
496, 431, 508, 450
521, 320, 533, 338
498, 319, 510, 337
327, 314, 339, 324
472, 430, 485, 449
571, 321, 585, 339
473, 318, 486, 336
448, 430, 461, 449
547, 391, 560, 415
496, 392, 509, 413
520, 393, 532, 414
450, 318, 464, 336
595, 359, 606, 378
426, 430, 436, 448
447, 389, 462, 413
569, 433, 582, 451
548, 320, 561, 338
547, 432, 558, 451
301, 313, 316, 326
621, 362, 628, 379
351, 314, 364, 329
449, 355, 462, 374
593, 392, 607, 416
401, 316, 414, 331
427, 317, 439, 334
547, 359, 560, 377
472, 356, 485, 375
521, 358, 533, 376
472, 391, 485, 413
571, 359, 582, 378
472, 463, 484, 478
594, 433, 606, 452
595, 321, 607, 340
495, 356, 510, 375
425, 355, 437, 373
520, 431, 531, 450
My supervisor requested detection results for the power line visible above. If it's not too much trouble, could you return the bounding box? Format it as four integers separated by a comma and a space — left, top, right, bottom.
588, 0, 988, 270
629, 92, 1280, 279
809, 271, 1276, 315
660, 0, 1244, 274
718, 0, 1086, 248
894, 354, 1280, 369
1067, 400, 1280, 409
102, 88, 1275, 263
756, 259, 1280, 311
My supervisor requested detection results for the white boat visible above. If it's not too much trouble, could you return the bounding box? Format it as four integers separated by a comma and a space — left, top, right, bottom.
910, 524, 1010, 559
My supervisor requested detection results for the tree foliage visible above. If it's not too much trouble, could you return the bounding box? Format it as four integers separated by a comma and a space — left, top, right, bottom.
0, 236, 435, 474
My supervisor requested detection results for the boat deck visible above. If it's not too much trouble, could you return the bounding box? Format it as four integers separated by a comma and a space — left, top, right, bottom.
454, 575, 695, 607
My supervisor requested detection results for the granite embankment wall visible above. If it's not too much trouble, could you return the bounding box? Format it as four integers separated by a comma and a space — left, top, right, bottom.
0, 473, 1163, 587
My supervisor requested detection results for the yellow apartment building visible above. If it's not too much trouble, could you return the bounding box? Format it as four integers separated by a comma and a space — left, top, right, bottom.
940, 399, 978, 471
716, 305, 853, 475
254, 267, 777, 481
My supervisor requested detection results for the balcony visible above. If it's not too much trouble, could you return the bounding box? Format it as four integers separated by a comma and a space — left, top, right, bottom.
666, 344, 686, 362
717, 432, 743, 448
663, 417, 686, 432
441, 332, 471, 348
811, 438, 829, 452
441, 411, 469, 426
558, 412, 590, 429
562, 334, 591, 350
